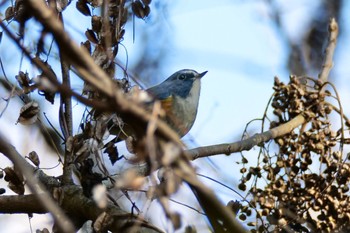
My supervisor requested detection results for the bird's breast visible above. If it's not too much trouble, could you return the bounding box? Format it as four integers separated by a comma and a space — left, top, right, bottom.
166, 79, 201, 136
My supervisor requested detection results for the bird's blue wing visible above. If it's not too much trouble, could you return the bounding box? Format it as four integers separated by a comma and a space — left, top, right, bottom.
146, 82, 172, 100
147, 83, 173, 114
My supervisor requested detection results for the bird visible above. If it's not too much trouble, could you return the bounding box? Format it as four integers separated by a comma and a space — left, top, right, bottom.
146, 69, 207, 137
109, 69, 207, 140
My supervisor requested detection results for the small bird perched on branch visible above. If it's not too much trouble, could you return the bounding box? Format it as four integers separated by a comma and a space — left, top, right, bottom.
110, 69, 207, 140
147, 69, 207, 137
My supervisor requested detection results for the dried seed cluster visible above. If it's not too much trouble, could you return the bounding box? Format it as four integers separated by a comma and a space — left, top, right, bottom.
238, 76, 350, 232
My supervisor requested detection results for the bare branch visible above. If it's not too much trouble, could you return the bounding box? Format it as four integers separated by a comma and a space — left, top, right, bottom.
0, 194, 47, 214
187, 114, 306, 159
58, 12, 74, 185
318, 18, 338, 83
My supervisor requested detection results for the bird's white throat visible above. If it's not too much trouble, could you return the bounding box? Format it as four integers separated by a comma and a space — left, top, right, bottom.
172, 78, 201, 131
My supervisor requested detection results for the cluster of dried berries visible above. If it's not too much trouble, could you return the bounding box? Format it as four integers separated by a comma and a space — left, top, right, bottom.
271, 76, 333, 123
237, 76, 350, 232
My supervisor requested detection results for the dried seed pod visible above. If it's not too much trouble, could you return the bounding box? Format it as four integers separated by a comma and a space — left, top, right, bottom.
270, 121, 279, 129
273, 165, 280, 175
91, 15, 102, 33
324, 105, 332, 114
0, 188, 5, 195
142, 0, 152, 5
17, 101, 40, 125
85, 29, 99, 44
8, 182, 25, 195
262, 156, 269, 163
169, 212, 181, 230
90, 0, 103, 7
76, 0, 91, 16
273, 76, 281, 87
241, 205, 249, 212
332, 151, 341, 160
261, 208, 270, 216
245, 172, 252, 181
238, 183, 246, 191
15, 71, 32, 93
5, 6, 14, 21
300, 162, 308, 171
239, 213, 247, 221
317, 212, 326, 221
132, 0, 150, 19
240, 167, 247, 173
103, 141, 119, 165
342, 186, 349, 192
4, 167, 24, 195
28, 151, 40, 167
227, 200, 241, 215
14, 0, 32, 24
81, 40, 91, 54
246, 209, 252, 216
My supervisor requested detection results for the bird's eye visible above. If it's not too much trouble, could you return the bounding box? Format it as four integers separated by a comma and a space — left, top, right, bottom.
179, 74, 186, 80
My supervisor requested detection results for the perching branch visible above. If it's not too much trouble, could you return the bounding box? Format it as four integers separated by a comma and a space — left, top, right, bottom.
187, 114, 306, 160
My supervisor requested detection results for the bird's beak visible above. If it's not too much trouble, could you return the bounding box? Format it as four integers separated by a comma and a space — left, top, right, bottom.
197, 71, 208, 79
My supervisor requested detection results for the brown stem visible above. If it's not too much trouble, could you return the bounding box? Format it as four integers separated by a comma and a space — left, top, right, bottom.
0, 194, 47, 214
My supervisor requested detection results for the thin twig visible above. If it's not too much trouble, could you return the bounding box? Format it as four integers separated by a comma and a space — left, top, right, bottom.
43, 112, 65, 141
58, 11, 74, 184
169, 198, 206, 215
